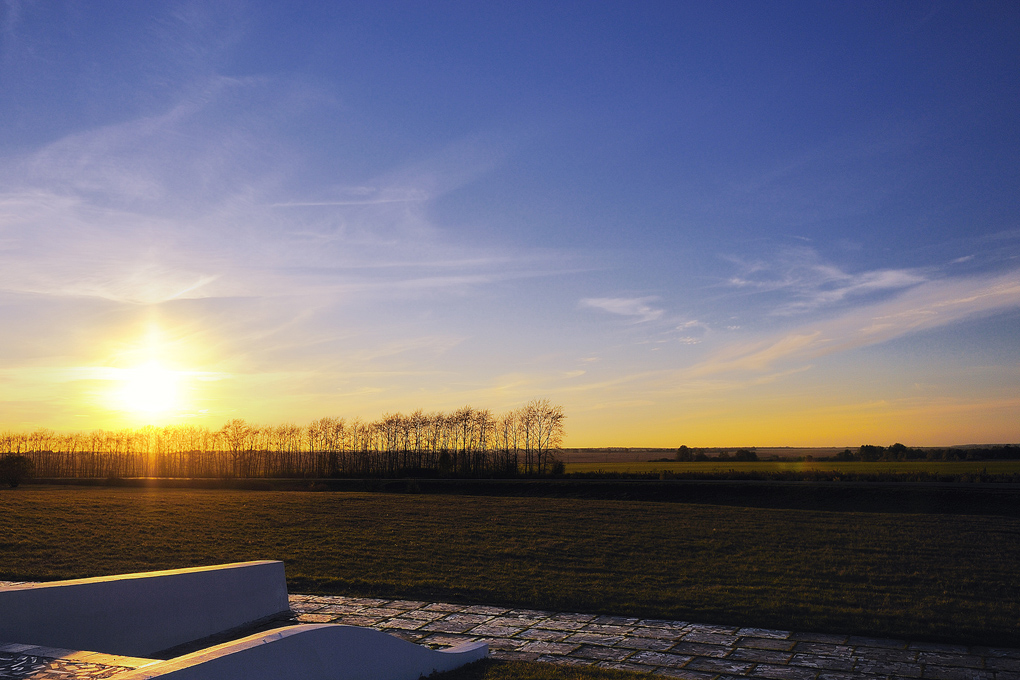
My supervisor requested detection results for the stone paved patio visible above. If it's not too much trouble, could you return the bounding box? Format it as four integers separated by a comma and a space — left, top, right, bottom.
288, 593, 1020, 679
2, 581, 1018, 679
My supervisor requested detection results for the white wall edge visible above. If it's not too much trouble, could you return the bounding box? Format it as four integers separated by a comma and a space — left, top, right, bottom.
115, 624, 488, 680
0, 561, 290, 657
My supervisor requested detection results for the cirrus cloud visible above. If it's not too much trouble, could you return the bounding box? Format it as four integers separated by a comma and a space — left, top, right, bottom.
581, 296, 664, 323
693, 268, 1020, 377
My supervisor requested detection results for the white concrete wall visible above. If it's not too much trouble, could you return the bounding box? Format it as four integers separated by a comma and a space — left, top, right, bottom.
0, 561, 289, 657
115, 624, 488, 680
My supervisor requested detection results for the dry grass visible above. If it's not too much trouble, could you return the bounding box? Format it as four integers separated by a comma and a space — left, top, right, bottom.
1, 486, 1018, 646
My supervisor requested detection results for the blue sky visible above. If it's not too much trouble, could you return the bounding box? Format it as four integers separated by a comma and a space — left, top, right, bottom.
1, 1, 1018, 445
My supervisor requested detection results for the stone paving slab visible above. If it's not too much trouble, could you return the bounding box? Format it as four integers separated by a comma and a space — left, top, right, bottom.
3, 581, 1020, 679
289, 593, 1020, 679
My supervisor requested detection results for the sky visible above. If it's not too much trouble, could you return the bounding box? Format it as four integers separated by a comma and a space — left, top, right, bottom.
0, 1, 1018, 447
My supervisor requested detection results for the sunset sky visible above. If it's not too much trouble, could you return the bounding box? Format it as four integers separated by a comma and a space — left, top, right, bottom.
1, 2, 1018, 446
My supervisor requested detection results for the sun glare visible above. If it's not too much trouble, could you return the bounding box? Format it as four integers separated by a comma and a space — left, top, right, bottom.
114, 361, 182, 416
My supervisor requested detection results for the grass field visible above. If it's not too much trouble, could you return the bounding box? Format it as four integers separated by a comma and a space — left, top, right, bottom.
1, 486, 1018, 647
563, 459, 1020, 475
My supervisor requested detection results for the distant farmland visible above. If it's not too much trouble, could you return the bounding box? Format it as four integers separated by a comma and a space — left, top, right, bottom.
560, 447, 847, 462
563, 459, 1020, 475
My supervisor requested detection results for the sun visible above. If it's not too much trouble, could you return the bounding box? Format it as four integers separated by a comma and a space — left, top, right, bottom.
114, 361, 183, 416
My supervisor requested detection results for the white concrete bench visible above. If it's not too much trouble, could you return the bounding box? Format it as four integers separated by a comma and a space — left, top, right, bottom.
0, 561, 289, 657
0, 562, 487, 679
115, 624, 488, 680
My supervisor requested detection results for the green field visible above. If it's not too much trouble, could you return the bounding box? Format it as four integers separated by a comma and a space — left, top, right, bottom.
1, 486, 1018, 647
564, 459, 1020, 475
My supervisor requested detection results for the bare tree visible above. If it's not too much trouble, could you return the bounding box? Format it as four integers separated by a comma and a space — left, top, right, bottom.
219, 419, 252, 477
529, 399, 566, 473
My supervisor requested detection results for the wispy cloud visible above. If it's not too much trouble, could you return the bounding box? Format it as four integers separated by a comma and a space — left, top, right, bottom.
581, 296, 663, 323
0, 83, 571, 308
0, 192, 227, 304
674, 319, 709, 344
724, 246, 926, 314
270, 187, 430, 207
693, 268, 1020, 377
2, 0, 24, 42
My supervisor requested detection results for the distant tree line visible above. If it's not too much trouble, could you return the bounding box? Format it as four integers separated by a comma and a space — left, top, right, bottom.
834, 443, 1020, 462
574, 468, 1020, 484
673, 444, 1020, 463
675, 445, 758, 462
0, 400, 565, 479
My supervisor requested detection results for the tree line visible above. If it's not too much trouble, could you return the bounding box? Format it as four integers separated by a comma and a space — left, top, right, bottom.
674, 445, 758, 462
834, 443, 1020, 462
672, 444, 1020, 463
0, 400, 565, 479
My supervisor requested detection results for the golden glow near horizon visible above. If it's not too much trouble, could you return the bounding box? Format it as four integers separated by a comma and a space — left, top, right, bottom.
0, 300, 1014, 445
109, 361, 183, 417
91, 322, 205, 423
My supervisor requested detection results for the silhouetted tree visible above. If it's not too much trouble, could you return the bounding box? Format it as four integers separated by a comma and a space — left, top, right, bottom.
219, 418, 252, 477
0, 455, 34, 488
